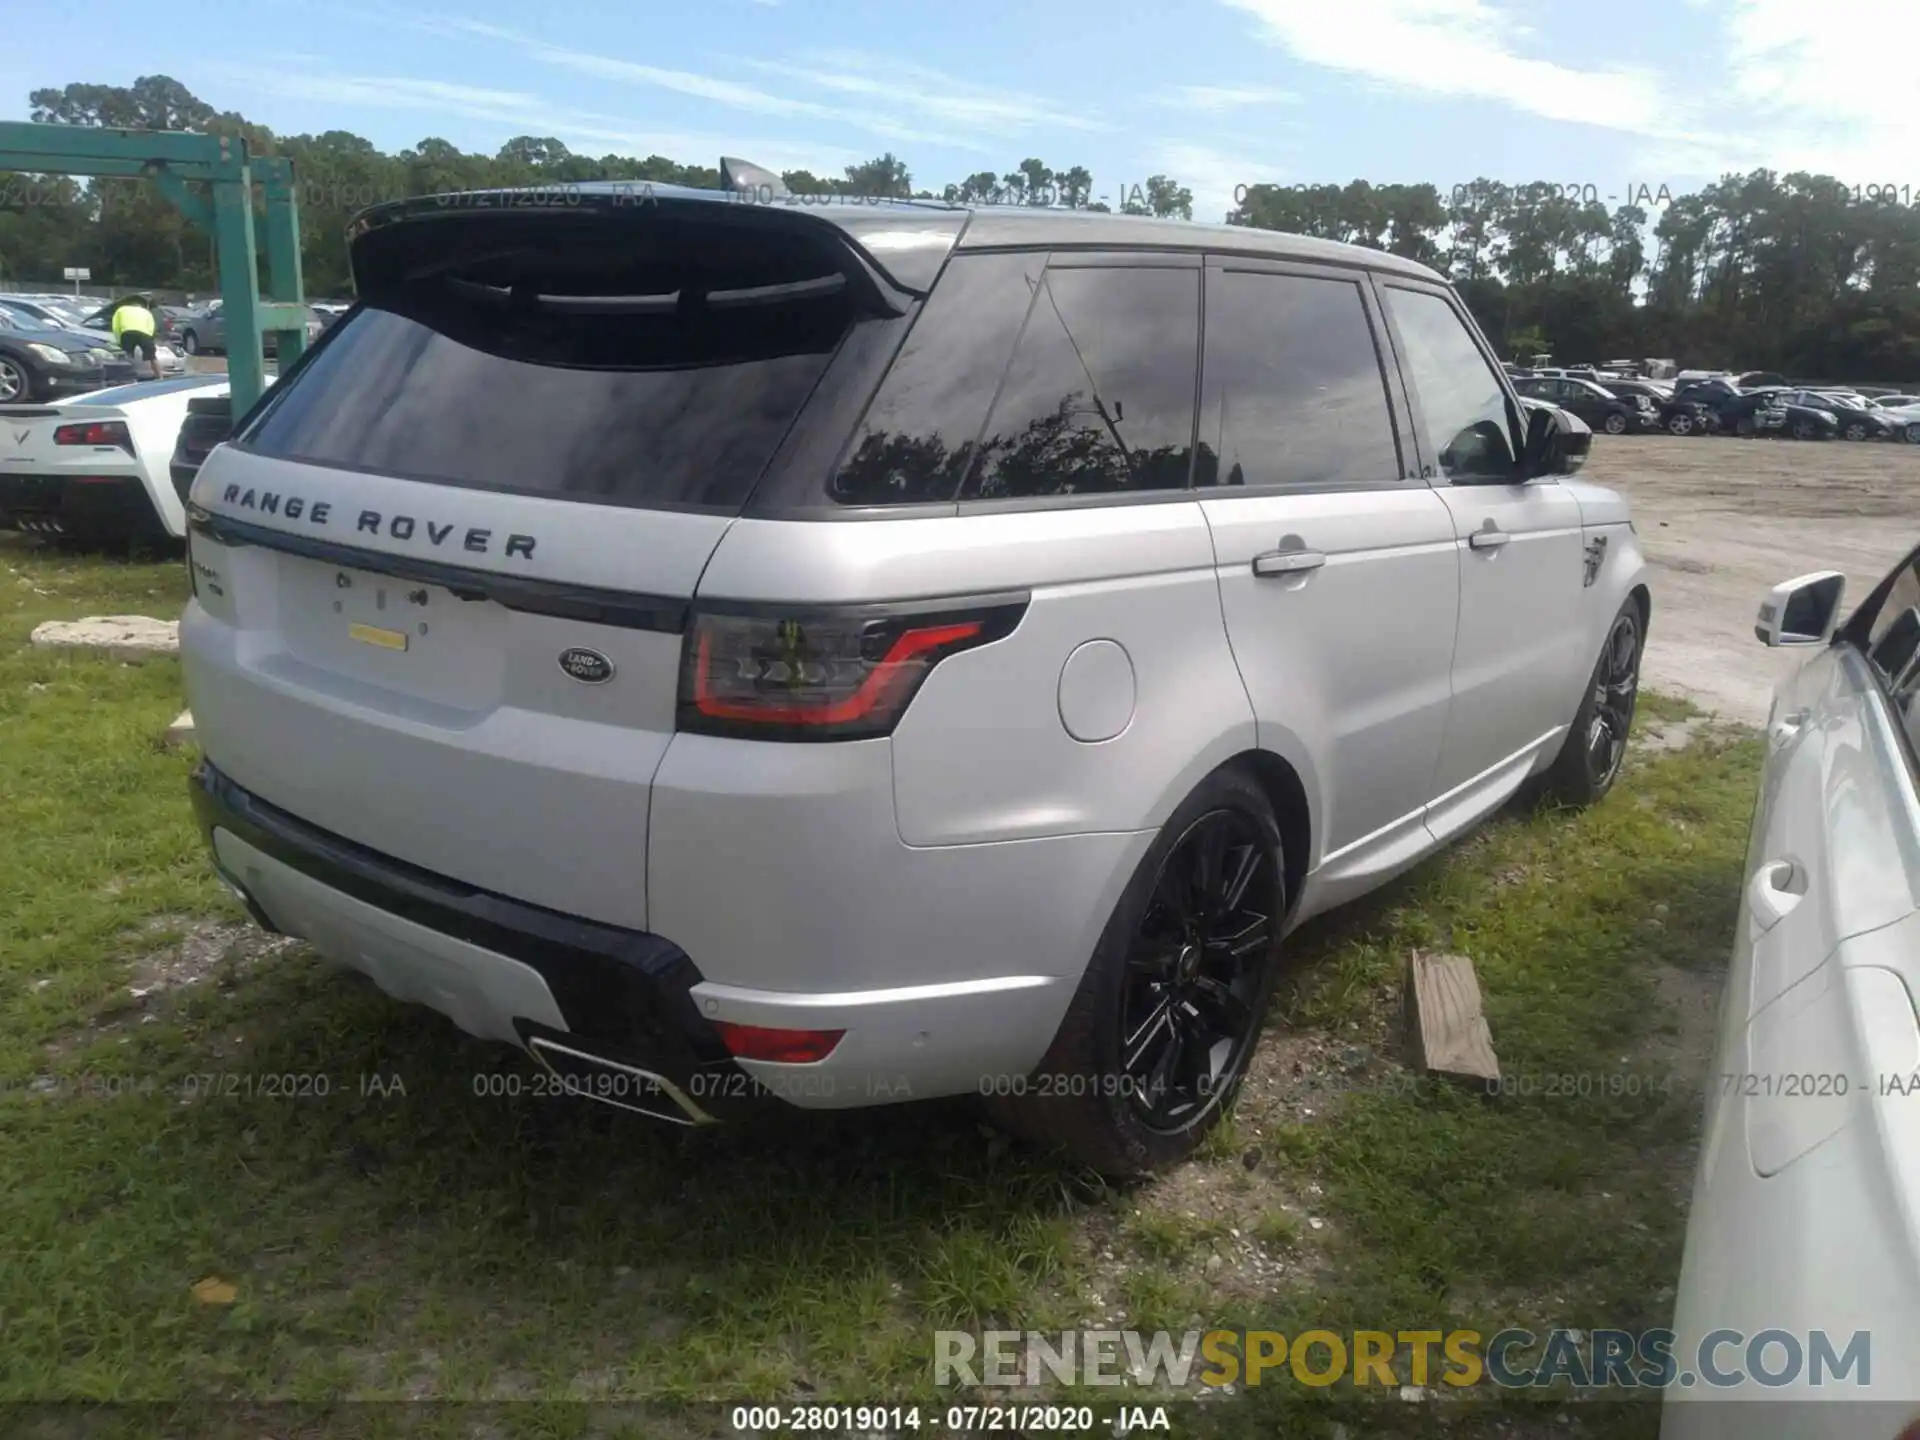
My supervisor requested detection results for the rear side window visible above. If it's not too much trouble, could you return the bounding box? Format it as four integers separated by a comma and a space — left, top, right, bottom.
1381, 285, 1520, 482
240, 217, 864, 512
959, 265, 1199, 501
1198, 269, 1398, 489
829, 251, 1043, 506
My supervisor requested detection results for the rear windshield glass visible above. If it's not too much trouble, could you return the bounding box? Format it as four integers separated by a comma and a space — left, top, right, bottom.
239, 226, 857, 511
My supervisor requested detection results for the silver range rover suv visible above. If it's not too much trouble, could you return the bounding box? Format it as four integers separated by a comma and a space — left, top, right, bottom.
179, 177, 1648, 1175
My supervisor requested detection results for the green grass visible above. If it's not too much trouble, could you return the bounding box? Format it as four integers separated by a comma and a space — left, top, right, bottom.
0, 534, 1761, 1439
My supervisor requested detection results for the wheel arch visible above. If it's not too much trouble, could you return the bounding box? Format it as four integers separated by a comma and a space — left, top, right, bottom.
1628, 580, 1651, 632
1224, 748, 1312, 923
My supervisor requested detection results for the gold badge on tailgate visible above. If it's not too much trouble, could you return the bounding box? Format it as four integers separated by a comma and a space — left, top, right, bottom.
348, 621, 409, 652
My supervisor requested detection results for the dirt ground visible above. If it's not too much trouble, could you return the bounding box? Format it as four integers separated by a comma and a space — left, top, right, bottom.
1583, 434, 1920, 722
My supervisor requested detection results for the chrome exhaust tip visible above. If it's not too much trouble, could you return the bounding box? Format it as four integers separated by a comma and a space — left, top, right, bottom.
527, 1036, 715, 1126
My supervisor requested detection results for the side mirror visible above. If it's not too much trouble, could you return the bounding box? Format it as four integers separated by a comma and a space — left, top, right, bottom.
1522, 404, 1592, 478
1755, 572, 1846, 647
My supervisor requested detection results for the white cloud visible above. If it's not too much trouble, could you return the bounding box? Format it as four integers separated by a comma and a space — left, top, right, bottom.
200, 64, 860, 176
1163, 84, 1298, 112
1704, 0, 1920, 179
745, 52, 1106, 137
1141, 140, 1298, 223
411, 19, 988, 151
1221, 0, 1670, 131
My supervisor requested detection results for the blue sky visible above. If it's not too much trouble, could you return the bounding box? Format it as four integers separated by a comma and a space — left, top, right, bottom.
3, 0, 1911, 221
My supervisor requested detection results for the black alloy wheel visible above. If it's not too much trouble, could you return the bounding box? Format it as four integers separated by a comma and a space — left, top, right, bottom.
1118, 809, 1276, 1135
1585, 610, 1640, 792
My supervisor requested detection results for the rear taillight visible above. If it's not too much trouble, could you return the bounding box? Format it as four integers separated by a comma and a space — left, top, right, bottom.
54, 420, 132, 452
677, 598, 1026, 742
712, 1022, 845, 1064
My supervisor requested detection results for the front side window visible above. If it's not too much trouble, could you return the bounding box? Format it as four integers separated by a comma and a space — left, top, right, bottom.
1198, 269, 1399, 489
959, 265, 1199, 501
1382, 286, 1519, 482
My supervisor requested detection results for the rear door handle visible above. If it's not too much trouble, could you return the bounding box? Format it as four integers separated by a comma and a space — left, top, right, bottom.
1252, 549, 1327, 578
1746, 858, 1806, 934
1468, 528, 1510, 551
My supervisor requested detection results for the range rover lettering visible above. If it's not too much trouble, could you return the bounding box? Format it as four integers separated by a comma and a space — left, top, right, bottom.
179, 167, 1650, 1175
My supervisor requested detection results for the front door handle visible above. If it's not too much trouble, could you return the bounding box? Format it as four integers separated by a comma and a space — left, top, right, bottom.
1252, 549, 1327, 578
1468, 528, 1510, 551
1746, 858, 1806, 934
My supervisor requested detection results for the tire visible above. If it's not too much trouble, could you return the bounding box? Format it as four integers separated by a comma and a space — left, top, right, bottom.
182, 330, 200, 356
988, 766, 1288, 1176
0, 355, 29, 403
1791, 419, 1817, 440
1603, 412, 1629, 435
1535, 600, 1643, 808
1843, 421, 1868, 442
1666, 412, 1693, 436
1734, 415, 1756, 437
1907, 422, 1920, 445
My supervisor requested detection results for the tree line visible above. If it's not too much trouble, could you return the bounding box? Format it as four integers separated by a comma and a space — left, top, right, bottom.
4, 76, 1917, 379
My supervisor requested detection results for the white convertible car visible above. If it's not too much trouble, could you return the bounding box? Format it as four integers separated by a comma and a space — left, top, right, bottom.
1666, 545, 1920, 1432
0, 373, 231, 546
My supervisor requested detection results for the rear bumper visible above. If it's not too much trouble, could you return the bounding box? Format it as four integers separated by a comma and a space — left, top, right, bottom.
190, 761, 758, 1121
189, 762, 1095, 1113
0, 472, 168, 542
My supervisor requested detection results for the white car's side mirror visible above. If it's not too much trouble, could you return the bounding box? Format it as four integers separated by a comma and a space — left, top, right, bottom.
1755, 572, 1846, 648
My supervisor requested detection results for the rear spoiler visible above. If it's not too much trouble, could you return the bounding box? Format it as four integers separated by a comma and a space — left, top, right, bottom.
346, 184, 968, 301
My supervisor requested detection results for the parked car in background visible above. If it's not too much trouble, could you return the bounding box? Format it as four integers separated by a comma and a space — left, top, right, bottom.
1756, 392, 1842, 441
1675, 369, 1735, 392
0, 296, 91, 330
1664, 543, 1920, 1425
0, 373, 231, 544
174, 298, 325, 356
1514, 374, 1659, 434
1603, 377, 1715, 436
175, 300, 224, 356
5, 300, 187, 378
1791, 390, 1898, 442
1872, 400, 1920, 445
1707, 386, 1788, 436
1871, 394, 1920, 411
177, 186, 1646, 1174
0, 308, 134, 401
1732, 370, 1788, 389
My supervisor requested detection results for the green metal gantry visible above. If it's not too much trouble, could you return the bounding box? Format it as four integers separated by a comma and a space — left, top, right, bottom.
0, 121, 305, 412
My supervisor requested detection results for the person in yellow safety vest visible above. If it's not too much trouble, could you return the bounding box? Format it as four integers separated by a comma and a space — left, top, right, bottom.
110, 295, 164, 381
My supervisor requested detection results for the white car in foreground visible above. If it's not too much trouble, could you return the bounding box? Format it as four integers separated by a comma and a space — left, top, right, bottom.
0, 374, 230, 545
1665, 545, 1920, 1430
